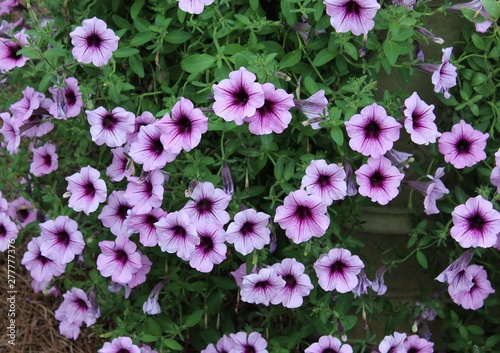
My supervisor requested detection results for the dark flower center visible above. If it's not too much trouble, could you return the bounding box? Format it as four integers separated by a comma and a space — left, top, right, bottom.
255, 280, 270, 289
407, 348, 418, 353
468, 212, 485, 231
322, 349, 337, 353
234, 88, 249, 105
151, 137, 164, 155
84, 182, 96, 197
317, 174, 331, 187
8, 43, 22, 60
364, 120, 380, 138
411, 111, 423, 129
176, 115, 192, 134
240, 221, 255, 236
199, 235, 214, 253
144, 181, 153, 196
56, 230, 70, 246
295, 205, 312, 221
456, 138, 470, 153
102, 113, 117, 130
330, 261, 346, 274
117, 350, 131, 353
173, 225, 187, 238
37, 253, 50, 265
65, 89, 77, 106
283, 274, 297, 289
115, 249, 128, 264
196, 198, 213, 214
75, 298, 89, 310
344, 0, 361, 15
16, 208, 29, 222
257, 99, 275, 116
145, 214, 159, 226
0, 225, 6, 237
86, 33, 103, 48
370, 171, 385, 186
244, 345, 256, 353
43, 153, 52, 167
117, 204, 130, 220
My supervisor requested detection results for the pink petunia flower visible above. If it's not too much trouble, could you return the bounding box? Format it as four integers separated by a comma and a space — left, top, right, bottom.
212, 67, 265, 125
404, 335, 434, 353
10, 86, 46, 124
226, 208, 271, 255
124, 169, 164, 215
403, 92, 441, 145
438, 119, 489, 169
371, 265, 389, 295
156, 97, 209, 152
379, 332, 407, 353
156, 210, 200, 261
106, 146, 132, 182
49, 77, 84, 119
435, 248, 475, 285
244, 82, 295, 135
231, 263, 258, 287
274, 189, 330, 244
98, 190, 132, 237
355, 156, 404, 205
129, 111, 156, 144
202, 335, 235, 353
240, 267, 286, 306
0, 112, 21, 154
313, 248, 364, 293
490, 148, 500, 192
70, 17, 119, 67
21, 237, 65, 282
345, 103, 402, 158
30, 143, 58, 177
178, 0, 214, 14
86, 106, 135, 147
66, 166, 107, 215
54, 287, 97, 327
352, 270, 372, 298
0, 30, 29, 72
413, 47, 457, 99
300, 159, 347, 205
323, 0, 381, 36
0, 0, 20, 16
305, 335, 353, 353
96, 236, 142, 285
294, 89, 328, 130
189, 222, 227, 272
270, 258, 314, 308
448, 264, 495, 310
0, 213, 18, 252
182, 181, 231, 225
8, 196, 37, 229
128, 253, 152, 288
127, 207, 167, 247
229, 332, 267, 353
98, 337, 141, 353
18, 96, 54, 139
39, 215, 84, 264
451, 195, 500, 248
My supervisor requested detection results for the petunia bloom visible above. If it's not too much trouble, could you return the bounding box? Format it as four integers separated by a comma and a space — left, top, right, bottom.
30, 143, 58, 177
21, 237, 65, 282
270, 258, 314, 308
240, 267, 286, 306
49, 77, 84, 119
7, 196, 37, 229
178, 0, 214, 14
182, 181, 231, 225
0, 112, 21, 154
66, 166, 107, 215
404, 335, 434, 353
201, 335, 235, 353
226, 208, 271, 255
448, 264, 495, 310
313, 248, 365, 293
229, 332, 268, 353
447, 0, 493, 33
345, 103, 402, 158
98, 337, 141, 353
156, 210, 200, 261
39, 216, 84, 265
413, 47, 457, 99
0, 213, 18, 252
294, 89, 328, 129
124, 169, 164, 215
300, 159, 347, 205
490, 148, 500, 193
127, 208, 167, 247
403, 92, 441, 145
189, 223, 227, 272
0, 30, 29, 72
451, 195, 500, 248
438, 119, 488, 169
96, 236, 142, 285
86, 106, 135, 148
379, 332, 407, 353
106, 146, 132, 182
323, 0, 381, 36
142, 278, 169, 315
305, 335, 353, 353
98, 190, 132, 237
371, 265, 389, 295
70, 17, 119, 67
435, 248, 475, 285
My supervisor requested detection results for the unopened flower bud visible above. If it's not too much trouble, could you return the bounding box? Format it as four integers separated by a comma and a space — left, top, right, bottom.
221, 162, 234, 195
185, 180, 199, 197
274, 71, 291, 81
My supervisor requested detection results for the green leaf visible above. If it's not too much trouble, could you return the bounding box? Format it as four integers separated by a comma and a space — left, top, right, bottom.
471, 73, 488, 86
274, 157, 285, 180
481, 0, 500, 18
130, 31, 156, 46
185, 309, 204, 328
140, 334, 159, 343
163, 339, 183, 350
17, 47, 40, 59
283, 159, 295, 181
113, 47, 140, 58
279, 49, 302, 68
39, 73, 54, 92
164, 30, 192, 44
459, 325, 469, 340
312, 49, 335, 67
383, 40, 400, 66
134, 17, 152, 32
148, 319, 163, 336
42, 48, 66, 59
340, 315, 358, 331
234, 14, 252, 26
343, 42, 358, 60
249, 0, 259, 11
131, 0, 145, 19
471, 34, 485, 50
281, 0, 296, 25
330, 126, 344, 146
181, 54, 216, 74
112, 15, 133, 30
416, 251, 428, 269
467, 325, 484, 335
335, 294, 353, 315
129, 55, 145, 78
485, 335, 500, 348
211, 276, 237, 290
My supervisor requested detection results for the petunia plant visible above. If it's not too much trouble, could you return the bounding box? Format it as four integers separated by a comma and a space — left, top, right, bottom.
1, 0, 500, 352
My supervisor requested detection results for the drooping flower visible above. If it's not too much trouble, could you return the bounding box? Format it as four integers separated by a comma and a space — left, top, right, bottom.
39, 216, 84, 265
447, 0, 493, 33
323, 0, 381, 36
21, 237, 65, 282
156, 210, 200, 261
355, 156, 405, 205
438, 119, 488, 169
127, 208, 168, 247
8, 196, 37, 229
345, 103, 402, 158
274, 189, 330, 244
98, 190, 132, 237
305, 335, 353, 353
371, 265, 389, 295
343, 157, 358, 196
49, 77, 84, 119
156, 97, 209, 152
448, 264, 495, 310
240, 267, 286, 306
201, 334, 235, 353
96, 236, 142, 285
244, 82, 295, 135
413, 47, 457, 99
31, 279, 59, 296
404, 335, 434, 353
0, 112, 21, 154
270, 258, 314, 308
0, 213, 18, 252
435, 248, 475, 284
70, 17, 119, 67
30, 143, 58, 177
212, 67, 265, 125
229, 332, 268, 353
448, 267, 474, 296
182, 181, 231, 226
142, 278, 169, 315
314, 248, 365, 293
66, 166, 107, 215
221, 161, 234, 195
178, 0, 214, 14
189, 223, 227, 272
108, 282, 132, 299
379, 332, 407, 353
403, 92, 441, 145
352, 269, 372, 298
393, 0, 416, 9
384, 149, 413, 172
402, 167, 450, 215
98, 337, 141, 353
0, 30, 29, 72
287, 21, 327, 46
451, 195, 500, 248
300, 159, 347, 205
106, 146, 132, 182
86, 106, 135, 147
294, 89, 328, 130
226, 208, 271, 255
124, 169, 164, 215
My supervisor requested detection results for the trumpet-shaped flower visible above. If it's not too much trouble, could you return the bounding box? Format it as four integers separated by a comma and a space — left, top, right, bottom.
96, 236, 142, 285
413, 47, 457, 99
182, 181, 231, 225
189, 223, 227, 273
240, 267, 286, 306
39, 216, 84, 265
30, 143, 58, 177
66, 166, 107, 215
0, 213, 18, 252
128, 208, 167, 247
124, 170, 164, 215
300, 159, 347, 205
379, 332, 407, 353
305, 335, 353, 353
314, 248, 364, 293
323, 0, 380, 36
229, 332, 268, 353
294, 89, 328, 130
156, 210, 200, 261
21, 237, 65, 282
448, 264, 495, 310
98, 190, 132, 237
403, 92, 441, 145
201, 335, 235, 353
404, 335, 434, 353
403, 167, 449, 215
98, 337, 141, 353
0, 30, 29, 72
226, 209, 271, 255
49, 77, 84, 119
86, 106, 135, 147
178, 0, 214, 14
270, 258, 314, 308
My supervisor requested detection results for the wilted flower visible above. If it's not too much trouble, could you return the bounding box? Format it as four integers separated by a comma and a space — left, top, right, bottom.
142, 278, 168, 315
413, 47, 457, 99
447, 0, 493, 33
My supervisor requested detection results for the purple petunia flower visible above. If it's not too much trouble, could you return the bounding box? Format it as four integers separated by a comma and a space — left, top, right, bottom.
0, 112, 21, 154
352, 269, 372, 298
490, 148, 500, 193
202, 334, 235, 353
124, 169, 164, 215
0, 191, 7, 213
413, 47, 457, 99
379, 332, 407, 353
295, 90, 328, 130
0, 30, 29, 72
403, 92, 441, 145
229, 332, 268, 353
189, 222, 227, 272
270, 258, 314, 308
438, 119, 488, 169
178, 0, 214, 14
274, 189, 330, 244
86, 106, 135, 148
142, 278, 168, 315
10, 86, 46, 124
70, 17, 119, 67
156, 210, 200, 261
435, 248, 475, 285
384, 148, 413, 172
0, 213, 18, 252
182, 181, 231, 226
244, 82, 295, 135
447, 0, 493, 33
343, 157, 358, 196
65, 166, 107, 215
448, 264, 495, 310
49, 77, 84, 119
345, 103, 402, 158
314, 248, 364, 293
128, 252, 152, 288
323, 0, 381, 36
305, 335, 353, 353
128, 207, 167, 247
212, 67, 265, 125
21, 237, 65, 282
231, 263, 258, 287
221, 161, 234, 195
7, 196, 37, 229
156, 97, 209, 152
240, 267, 286, 306
404, 334, 434, 353
355, 156, 405, 205
0, 0, 20, 16
451, 195, 500, 248
226, 209, 271, 255
30, 142, 58, 177
39, 216, 84, 265
55, 287, 97, 327
403, 167, 450, 215
128, 111, 156, 144
371, 265, 389, 295
300, 159, 347, 205
96, 236, 142, 285
106, 146, 132, 182
98, 190, 132, 237
98, 337, 141, 353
